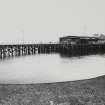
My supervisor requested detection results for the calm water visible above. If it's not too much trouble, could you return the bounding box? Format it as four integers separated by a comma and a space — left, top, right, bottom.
0, 53, 105, 84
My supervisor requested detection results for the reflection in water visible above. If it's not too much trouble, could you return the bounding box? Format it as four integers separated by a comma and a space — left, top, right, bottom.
0, 53, 105, 84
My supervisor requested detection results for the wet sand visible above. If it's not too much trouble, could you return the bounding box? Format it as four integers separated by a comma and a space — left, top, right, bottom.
0, 75, 105, 105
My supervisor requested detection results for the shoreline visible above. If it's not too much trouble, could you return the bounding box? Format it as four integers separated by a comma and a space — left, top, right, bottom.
0, 74, 104, 85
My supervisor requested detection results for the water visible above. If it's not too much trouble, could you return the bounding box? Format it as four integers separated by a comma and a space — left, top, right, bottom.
0, 53, 105, 84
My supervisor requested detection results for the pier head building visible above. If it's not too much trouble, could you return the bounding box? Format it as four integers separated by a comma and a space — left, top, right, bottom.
59, 35, 105, 45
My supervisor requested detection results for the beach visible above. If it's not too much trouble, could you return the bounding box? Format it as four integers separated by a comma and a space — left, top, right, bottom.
0, 75, 105, 105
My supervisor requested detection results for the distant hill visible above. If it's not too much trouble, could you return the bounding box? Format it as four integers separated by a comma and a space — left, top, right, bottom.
0, 75, 105, 105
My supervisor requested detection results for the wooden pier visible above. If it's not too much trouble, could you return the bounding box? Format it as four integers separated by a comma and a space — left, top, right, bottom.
0, 43, 105, 59
0, 44, 60, 59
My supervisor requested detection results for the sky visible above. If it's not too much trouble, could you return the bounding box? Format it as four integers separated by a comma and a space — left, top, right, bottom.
0, 0, 105, 43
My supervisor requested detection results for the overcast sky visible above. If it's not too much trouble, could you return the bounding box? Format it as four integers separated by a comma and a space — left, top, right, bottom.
0, 0, 105, 43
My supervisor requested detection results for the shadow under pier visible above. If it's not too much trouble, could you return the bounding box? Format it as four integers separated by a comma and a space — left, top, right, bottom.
59, 44, 105, 57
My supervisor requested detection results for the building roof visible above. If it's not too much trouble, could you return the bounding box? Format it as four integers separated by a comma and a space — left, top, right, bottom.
60, 36, 99, 40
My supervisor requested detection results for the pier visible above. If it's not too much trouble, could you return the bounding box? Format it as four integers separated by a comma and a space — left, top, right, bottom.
0, 43, 105, 59
0, 44, 60, 59
0, 35, 105, 59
